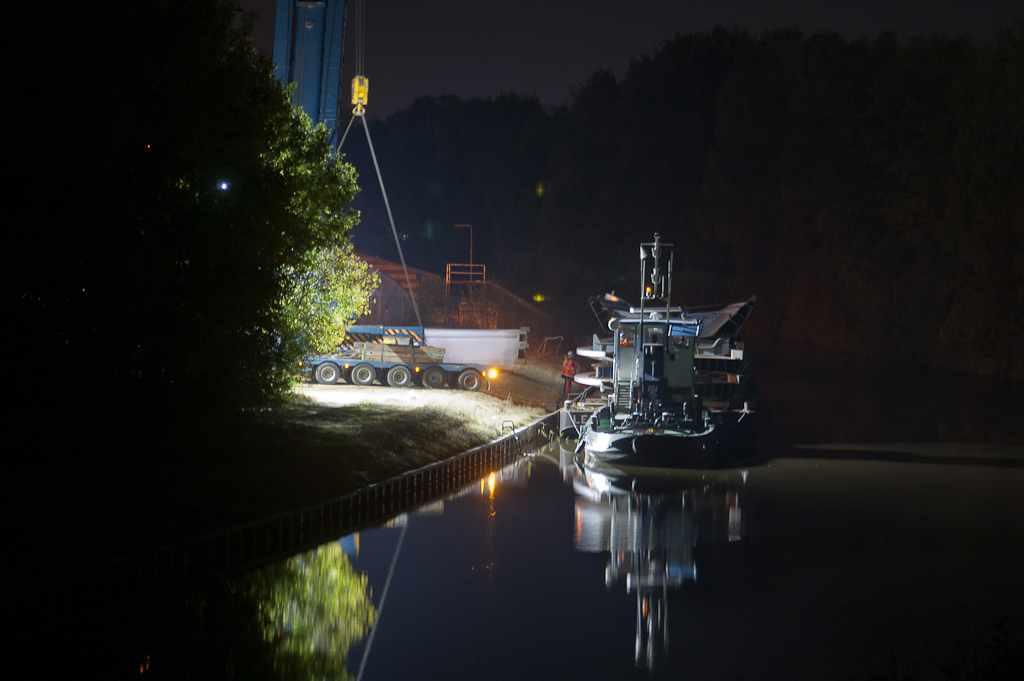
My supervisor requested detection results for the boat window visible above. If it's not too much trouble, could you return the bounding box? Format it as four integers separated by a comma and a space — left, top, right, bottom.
644, 327, 664, 344
669, 323, 699, 337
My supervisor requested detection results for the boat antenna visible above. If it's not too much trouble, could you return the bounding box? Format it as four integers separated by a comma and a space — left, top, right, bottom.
636, 240, 647, 414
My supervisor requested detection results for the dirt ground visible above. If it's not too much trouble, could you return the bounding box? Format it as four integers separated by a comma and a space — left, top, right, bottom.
482, 358, 572, 407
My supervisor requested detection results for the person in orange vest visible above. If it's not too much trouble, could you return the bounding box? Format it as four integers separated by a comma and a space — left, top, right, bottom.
561, 351, 577, 396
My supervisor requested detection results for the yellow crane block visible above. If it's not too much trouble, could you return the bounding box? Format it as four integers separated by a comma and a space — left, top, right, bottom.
351, 76, 369, 115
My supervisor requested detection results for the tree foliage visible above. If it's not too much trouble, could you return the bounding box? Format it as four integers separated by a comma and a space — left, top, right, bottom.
282, 241, 379, 354
14, 0, 370, 428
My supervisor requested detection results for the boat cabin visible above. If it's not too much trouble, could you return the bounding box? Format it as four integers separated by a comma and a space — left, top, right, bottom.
610, 317, 701, 416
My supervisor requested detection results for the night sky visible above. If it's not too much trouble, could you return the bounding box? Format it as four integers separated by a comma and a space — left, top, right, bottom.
241, 0, 1022, 118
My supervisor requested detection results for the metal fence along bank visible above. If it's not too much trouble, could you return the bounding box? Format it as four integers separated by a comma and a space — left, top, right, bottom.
35, 413, 559, 618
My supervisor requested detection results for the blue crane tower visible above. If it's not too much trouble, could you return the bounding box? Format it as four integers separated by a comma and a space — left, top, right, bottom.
272, 0, 347, 148
272, 0, 420, 324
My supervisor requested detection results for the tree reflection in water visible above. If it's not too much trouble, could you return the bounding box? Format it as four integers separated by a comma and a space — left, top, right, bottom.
33, 541, 377, 679
242, 542, 377, 680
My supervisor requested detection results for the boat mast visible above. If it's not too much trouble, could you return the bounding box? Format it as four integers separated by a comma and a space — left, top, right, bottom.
635, 234, 674, 415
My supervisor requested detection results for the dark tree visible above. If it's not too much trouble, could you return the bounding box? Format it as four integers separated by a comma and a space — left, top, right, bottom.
12, 0, 362, 434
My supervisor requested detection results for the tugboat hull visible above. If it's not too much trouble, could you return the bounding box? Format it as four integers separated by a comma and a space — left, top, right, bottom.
582, 417, 754, 469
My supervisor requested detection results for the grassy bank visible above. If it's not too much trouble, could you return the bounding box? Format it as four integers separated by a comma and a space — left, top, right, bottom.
17, 360, 566, 571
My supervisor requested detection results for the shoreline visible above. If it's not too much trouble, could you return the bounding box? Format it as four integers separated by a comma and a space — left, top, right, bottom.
18, 361, 567, 575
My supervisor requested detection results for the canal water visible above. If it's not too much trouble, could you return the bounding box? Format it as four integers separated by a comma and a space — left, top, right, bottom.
34, 356, 1024, 680
351, 450, 1024, 681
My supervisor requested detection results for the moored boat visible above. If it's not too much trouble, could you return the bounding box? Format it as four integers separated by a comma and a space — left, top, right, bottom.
571, 234, 756, 466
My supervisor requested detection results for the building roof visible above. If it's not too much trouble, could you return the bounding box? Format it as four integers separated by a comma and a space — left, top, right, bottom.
356, 253, 440, 295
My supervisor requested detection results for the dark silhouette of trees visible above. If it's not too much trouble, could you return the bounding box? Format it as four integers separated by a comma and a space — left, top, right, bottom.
346, 93, 559, 286
351, 24, 1023, 378
16, 7, 1011, 431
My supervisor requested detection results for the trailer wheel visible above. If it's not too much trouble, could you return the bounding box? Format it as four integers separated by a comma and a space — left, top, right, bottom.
421, 366, 446, 390
351, 363, 376, 386
457, 369, 483, 392
387, 365, 413, 388
314, 362, 341, 385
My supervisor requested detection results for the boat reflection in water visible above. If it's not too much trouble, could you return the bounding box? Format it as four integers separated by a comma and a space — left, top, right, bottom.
568, 445, 756, 671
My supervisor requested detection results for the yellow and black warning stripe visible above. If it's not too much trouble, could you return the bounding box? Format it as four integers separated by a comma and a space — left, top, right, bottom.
338, 326, 424, 350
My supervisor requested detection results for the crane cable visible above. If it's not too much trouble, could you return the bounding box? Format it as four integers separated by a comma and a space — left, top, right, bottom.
338, 0, 422, 326
353, 0, 365, 77
354, 521, 407, 681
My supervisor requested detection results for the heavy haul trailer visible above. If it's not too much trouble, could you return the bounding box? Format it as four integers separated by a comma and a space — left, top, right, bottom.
302, 326, 528, 391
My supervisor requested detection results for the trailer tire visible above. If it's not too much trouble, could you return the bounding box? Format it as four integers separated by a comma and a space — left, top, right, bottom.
387, 365, 413, 388
457, 369, 483, 392
351, 363, 376, 386
314, 362, 341, 385
421, 366, 446, 390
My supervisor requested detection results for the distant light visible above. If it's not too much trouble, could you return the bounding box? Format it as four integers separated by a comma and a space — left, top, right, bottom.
535, 182, 544, 197
219, 182, 229, 190
533, 293, 546, 302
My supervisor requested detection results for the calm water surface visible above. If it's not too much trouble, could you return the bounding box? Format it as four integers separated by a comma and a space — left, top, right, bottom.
341, 444, 1022, 680
42, 359, 1024, 680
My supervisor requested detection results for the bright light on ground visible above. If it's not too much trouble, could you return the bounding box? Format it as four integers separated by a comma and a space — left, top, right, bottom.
296, 384, 552, 440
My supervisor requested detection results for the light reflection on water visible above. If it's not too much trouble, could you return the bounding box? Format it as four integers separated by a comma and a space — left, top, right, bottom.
334, 441, 1022, 680
33, 438, 1024, 679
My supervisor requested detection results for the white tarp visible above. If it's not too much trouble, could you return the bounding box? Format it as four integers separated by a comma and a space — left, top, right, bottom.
424, 328, 524, 367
